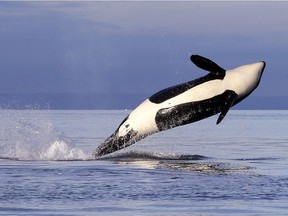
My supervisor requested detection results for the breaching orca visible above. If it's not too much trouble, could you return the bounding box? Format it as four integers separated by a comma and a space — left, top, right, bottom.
94, 54, 265, 157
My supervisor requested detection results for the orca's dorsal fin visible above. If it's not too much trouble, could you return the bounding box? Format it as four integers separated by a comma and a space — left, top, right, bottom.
216, 90, 238, 124
190, 55, 226, 75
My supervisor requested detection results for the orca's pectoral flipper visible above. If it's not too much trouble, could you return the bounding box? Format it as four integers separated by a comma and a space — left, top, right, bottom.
190, 55, 225, 75
216, 90, 238, 124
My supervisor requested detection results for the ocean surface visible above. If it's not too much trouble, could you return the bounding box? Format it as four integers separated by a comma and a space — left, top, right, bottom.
0, 110, 287, 215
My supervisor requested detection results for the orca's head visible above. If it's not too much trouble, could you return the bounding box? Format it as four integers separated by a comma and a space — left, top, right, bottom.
228, 61, 266, 100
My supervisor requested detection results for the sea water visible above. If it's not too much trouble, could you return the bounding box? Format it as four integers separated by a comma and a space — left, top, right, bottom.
0, 110, 287, 215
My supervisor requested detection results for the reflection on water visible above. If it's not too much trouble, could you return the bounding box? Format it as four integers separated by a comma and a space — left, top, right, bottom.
103, 150, 253, 174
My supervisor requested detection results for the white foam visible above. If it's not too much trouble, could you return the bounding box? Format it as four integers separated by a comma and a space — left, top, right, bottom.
0, 111, 89, 161
40, 140, 88, 161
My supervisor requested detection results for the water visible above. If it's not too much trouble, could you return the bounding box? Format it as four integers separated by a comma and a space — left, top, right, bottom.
0, 110, 287, 215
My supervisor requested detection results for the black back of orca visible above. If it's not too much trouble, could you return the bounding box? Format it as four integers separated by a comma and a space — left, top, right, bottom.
149, 72, 225, 104
155, 90, 238, 131
149, 55, 226, 104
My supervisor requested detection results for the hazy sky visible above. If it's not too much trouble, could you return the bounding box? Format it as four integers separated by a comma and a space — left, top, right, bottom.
0, 2, 288, 101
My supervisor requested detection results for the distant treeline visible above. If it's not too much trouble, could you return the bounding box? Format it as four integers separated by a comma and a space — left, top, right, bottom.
0, 93, 287, 110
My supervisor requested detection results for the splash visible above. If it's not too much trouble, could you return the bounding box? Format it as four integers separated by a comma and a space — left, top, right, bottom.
40, 140, 87, 161
0, 111, 89, 161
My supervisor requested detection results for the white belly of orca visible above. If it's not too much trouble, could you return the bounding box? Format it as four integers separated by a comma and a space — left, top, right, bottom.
94, 54, 266, 156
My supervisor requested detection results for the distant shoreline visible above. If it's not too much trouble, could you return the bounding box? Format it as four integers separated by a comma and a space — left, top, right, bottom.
0, 93, 287, 110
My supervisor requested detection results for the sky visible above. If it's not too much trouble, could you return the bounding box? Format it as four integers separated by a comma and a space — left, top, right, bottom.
0, 1, 288, 109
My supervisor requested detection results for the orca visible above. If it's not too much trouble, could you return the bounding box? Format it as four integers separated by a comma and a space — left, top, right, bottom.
94, 54, 266, 157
